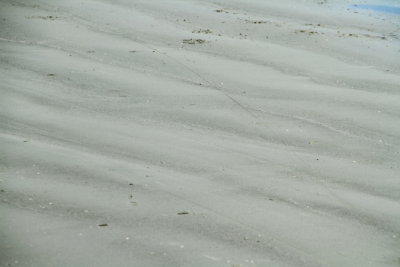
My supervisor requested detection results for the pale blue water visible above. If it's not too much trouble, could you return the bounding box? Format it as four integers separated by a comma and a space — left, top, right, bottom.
352, 4, 400, 15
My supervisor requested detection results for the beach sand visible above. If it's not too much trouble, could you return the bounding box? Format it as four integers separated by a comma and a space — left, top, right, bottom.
1, 0, 400, 266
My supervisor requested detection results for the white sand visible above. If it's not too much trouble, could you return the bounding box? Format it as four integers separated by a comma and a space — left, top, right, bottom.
1, 0, 400, 266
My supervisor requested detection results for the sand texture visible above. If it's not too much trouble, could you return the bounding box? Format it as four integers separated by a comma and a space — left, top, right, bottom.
1, 0, 400, 266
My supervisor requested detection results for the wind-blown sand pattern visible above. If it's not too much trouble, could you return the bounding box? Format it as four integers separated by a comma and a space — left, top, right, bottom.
1, 0, 400, 266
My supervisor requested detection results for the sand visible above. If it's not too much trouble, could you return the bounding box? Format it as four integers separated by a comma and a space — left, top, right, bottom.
1, 0, 400, 266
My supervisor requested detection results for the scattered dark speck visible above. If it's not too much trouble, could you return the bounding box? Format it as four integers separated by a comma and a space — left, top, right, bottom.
98, 223, 108, 227
183, 39, 206, 45
177, 211, 189, 215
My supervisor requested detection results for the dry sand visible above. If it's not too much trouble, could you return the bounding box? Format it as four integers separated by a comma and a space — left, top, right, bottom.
1, 0, 400, 266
